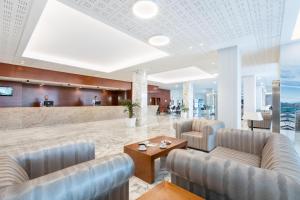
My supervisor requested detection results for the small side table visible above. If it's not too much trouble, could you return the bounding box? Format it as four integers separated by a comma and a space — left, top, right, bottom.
137, 181, 205, 200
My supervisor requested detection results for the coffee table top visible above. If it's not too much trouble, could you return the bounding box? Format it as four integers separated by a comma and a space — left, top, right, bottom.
137, 181, 204, 200
124, 136, 187, 158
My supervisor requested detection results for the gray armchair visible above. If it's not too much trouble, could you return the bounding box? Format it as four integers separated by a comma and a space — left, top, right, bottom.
0, 140, 134, 200
173, 119, 225, 151
247, 111, 272, 129
167, 129, 300, 200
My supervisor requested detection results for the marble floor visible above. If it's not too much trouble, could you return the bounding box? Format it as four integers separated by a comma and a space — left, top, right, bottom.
1, 116, 300, 199
0, 115, 180, 199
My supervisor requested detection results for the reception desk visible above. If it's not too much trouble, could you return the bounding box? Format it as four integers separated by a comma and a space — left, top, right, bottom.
0, 105, 159, 130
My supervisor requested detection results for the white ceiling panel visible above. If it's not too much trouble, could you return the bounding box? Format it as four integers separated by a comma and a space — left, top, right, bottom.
22, 0, 168, 73
148, 66, 217, 84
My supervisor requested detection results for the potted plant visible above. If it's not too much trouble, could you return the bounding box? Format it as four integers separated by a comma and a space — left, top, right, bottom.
121, 100, 140, 127
181, 106, 189, 118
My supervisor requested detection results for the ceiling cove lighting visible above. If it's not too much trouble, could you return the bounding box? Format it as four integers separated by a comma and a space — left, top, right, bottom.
148, 35, 170, 46
132, 0, 158, 19
23, 0, 168, 73
292, 10, 300, 40
148, 66, 218, 84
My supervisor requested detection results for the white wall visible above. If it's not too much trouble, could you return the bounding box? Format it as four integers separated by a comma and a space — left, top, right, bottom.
243, 75, 256, 113
280, 41, 300, 65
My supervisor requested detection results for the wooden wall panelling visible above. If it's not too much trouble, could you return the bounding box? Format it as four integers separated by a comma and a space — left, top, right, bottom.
0, 63, 131, 90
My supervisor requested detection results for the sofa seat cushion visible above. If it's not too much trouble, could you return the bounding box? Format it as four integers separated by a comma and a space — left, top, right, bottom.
210, 147, 261, 167
181, 131, 206, 150
0, 155, 29, 189
261, 134, 300, 182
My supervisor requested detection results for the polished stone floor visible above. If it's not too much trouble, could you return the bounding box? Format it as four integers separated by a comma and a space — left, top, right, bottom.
1, 116, 300, 199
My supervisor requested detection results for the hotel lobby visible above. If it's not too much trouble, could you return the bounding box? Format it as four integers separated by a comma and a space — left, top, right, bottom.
1, 0, 300, 200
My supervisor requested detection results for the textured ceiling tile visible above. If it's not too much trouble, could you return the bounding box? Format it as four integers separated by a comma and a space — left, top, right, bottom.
0, 0, 287, 68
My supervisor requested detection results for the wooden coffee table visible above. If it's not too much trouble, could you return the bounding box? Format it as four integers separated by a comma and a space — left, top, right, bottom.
137, 181, 204, 200
124, 136, 187, 183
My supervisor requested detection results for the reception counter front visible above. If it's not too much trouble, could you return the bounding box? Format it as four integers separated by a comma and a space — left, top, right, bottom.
0, 105, 158, 130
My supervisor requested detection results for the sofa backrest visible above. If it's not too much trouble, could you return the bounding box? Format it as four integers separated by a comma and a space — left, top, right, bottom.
261, 133, 300, 183
261, 112, 272, 120
216, 128, 270, 156
192, 119, 218, 132
9, 139, 95, 179
192, 119, 203, 132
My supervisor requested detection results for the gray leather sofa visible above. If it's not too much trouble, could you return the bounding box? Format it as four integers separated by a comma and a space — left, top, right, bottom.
0, 140, 134, 200
167, 128, 300, 200
173, 119, 225, 151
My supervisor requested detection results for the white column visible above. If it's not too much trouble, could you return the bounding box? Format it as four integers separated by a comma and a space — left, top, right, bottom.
183, 82, 193, 118
256, 85, 265, 110
132, 70, 147, 126
217, 46, 241, 128
243, 75, 256, 113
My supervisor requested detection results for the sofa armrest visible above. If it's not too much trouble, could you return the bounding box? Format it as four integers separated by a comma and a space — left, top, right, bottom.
167, 149, 300, 200
9, 140, 95, 179
216, 128, 270, 155
0, 153, 134, 200
173, 120, 193, 139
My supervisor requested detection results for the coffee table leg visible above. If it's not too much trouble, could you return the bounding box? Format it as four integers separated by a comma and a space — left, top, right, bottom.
124, 148, 155, 183
136, 157, 154, 183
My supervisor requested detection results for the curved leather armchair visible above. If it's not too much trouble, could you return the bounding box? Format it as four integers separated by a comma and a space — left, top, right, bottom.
0, 140, 134, 200
173, 119, 225, 151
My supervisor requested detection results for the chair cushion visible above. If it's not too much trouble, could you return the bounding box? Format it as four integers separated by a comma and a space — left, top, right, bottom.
261, 134, 300, 182
0, 155, 29, 189
181, 131, 206, 150
210, 147, 261, 167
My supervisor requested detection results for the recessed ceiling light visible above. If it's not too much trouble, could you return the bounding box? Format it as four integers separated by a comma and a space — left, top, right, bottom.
199, 43, 204, 46
148, 66, 218, 84
23, 0, 168, 73
189, 46, 193, 50
292, 9, 300, 40
211, 62, 215, 65
148, 35, 170, 46
132, 0, 158, 19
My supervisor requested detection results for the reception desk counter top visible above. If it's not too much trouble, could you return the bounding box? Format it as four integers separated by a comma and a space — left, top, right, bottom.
0, 105, 158, 130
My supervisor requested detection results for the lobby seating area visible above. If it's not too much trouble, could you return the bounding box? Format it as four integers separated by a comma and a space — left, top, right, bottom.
1, 0, 300, 199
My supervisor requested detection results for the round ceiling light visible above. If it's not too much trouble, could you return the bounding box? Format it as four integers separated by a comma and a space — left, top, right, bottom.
132, 0, 158, 19
148, 35, 170, 46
